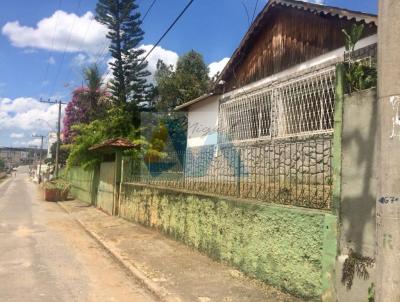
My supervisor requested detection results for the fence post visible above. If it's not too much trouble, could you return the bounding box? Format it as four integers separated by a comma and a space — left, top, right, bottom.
236, 149, 241, 197
113, 151, 122, 216
322, 62, 343, 302
118, 156, 124, 217
183, 149, 186, 190
90, 163, 100, 206
147, 156, 151, 184
332, 63, 344, 216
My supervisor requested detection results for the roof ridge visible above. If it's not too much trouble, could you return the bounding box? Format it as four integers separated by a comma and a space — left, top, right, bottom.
272, 0, 377, 18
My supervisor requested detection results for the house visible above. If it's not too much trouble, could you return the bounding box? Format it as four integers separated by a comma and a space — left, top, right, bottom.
96, 1, 380, 299
176, 0, 377, 149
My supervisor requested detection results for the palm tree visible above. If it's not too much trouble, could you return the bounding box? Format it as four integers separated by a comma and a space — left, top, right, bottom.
82, 64, 109, 120
83, 64, 102, 92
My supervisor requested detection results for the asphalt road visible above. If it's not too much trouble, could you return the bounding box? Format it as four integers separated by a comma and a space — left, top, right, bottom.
0, 167, 156, 302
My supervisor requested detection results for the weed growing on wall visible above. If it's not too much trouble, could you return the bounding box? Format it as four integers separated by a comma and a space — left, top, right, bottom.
341, 249, 374, 289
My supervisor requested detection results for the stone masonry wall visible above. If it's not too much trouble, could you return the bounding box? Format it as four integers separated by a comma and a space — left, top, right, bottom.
185, 135, 332, 209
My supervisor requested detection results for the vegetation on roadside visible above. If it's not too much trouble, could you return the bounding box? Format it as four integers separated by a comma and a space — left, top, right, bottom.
63, 0, 212, 170
95, 0, 152, 127
343, 24, 377, 94
0, 158, 5, 171
368, 283, 375, 302
43, 179, 71, 191
153, 50, 211, 152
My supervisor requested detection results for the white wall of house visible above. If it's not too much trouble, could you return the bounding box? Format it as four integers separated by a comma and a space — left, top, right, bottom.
187, 95, 219, 148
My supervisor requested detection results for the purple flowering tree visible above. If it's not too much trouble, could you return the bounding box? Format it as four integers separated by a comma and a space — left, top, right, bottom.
63, 65, 110, 143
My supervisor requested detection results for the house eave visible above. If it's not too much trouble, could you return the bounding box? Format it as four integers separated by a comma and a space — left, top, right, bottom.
174, 93, 216, 111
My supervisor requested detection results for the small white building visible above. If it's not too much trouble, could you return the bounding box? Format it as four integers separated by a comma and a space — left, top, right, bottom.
175, 94, 220, 148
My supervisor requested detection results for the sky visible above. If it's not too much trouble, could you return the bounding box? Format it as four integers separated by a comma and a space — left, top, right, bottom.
0, 0, 377, 148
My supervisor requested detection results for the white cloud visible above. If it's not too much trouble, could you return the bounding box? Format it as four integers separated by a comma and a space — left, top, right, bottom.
71, 53, 98, 67
100, 45, 229, 85
139, 44, 179, 79
103, 45, 179, 84
2, 11, 108, 55
208, 57, 230, 78
11, 139, 44, 148
27, 138, 42, 146
0, 97, 64, 132
10, 133, 24, 138
47, 56, 56, 65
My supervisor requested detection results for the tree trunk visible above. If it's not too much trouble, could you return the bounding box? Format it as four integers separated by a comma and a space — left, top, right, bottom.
376, 1, 400, 301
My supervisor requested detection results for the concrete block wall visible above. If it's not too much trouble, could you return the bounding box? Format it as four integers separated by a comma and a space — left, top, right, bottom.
336, 89, 378, 301
119, 183, 337, 300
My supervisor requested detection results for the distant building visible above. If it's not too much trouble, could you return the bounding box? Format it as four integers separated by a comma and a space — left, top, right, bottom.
0, 147, 47, 168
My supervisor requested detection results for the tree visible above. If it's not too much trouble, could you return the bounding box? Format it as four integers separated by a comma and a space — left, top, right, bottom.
0, 158, 5, 171
96, 0, 151, 126
67, 106, 136, 169
44, 143, 70, 166
63, 65, 109, 143
66, 106, 163, 169
155, 50, 210, 111
154, 50, 211, 151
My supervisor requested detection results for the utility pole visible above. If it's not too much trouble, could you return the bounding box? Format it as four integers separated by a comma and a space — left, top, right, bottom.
376, 1, 400, 301
40, 98, 67, 178
32, 134, 45, 183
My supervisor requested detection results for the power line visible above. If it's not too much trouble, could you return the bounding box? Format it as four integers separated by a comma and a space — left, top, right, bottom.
50, 0, 83, 97
138, 0, 195, 66
142, 0, 157, 23
99, 0, 164, 81
101, 0, 195, 86
240, 1, 250, 26
251, 0, 260, 23
42, 0, 63, 86
61, 12, 95, 89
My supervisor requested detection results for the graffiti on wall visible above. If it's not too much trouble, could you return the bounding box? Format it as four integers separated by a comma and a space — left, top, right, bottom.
390, 96, 400, 139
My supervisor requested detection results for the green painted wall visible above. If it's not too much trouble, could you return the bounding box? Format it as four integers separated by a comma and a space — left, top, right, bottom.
120, 184, 337, 300
62, 167, 94, 204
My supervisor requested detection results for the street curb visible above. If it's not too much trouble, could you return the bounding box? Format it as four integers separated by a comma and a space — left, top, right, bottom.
0, 176, 11, 188
57, 202, 181, 302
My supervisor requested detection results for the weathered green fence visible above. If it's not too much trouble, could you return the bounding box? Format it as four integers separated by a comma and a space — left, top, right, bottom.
62, 167, 95, 204
96, 161, 115, 215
